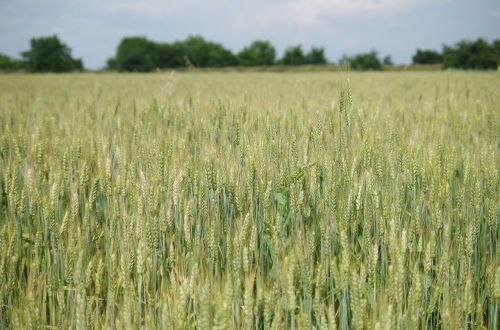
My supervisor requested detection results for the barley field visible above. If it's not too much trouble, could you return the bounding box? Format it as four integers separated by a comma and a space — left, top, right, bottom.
0, 72, 499, 329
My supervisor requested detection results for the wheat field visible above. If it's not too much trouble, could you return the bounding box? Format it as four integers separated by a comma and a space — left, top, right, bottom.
0, 71, 499, 329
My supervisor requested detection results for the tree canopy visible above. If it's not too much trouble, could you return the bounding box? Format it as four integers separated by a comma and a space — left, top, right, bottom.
412, 49, 443, 64
0, 53, 24, 71
237, 40, 276, 66
281, 45, 306, 65
107, 36, 238, 71
339, 51, 383, 71
443, 38, 499, 70
21, 35, 83, 72
411, 39, 500, 69
383, 55, 393, 65
280, 46, 328, 65
182, 36, 237, 67
305, 47, 328, 65
110, 37, 157, 72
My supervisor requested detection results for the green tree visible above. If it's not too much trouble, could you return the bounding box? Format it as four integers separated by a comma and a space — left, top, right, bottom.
106, 57, 117, 70
0, 53, 24, 71
182, 35, 237, 67
281, 45, 306, 65
108, 35, 238, 71
305, 47, 327, 65
339, 51, 383, 70
412, 49, 442, 64
237, 40, 276, 66
383, 55, 393, 65
110, 37, 157, 72
155, 42, 186, 68
443, 38, 498, 70
494, 39, 500, 64
21, 35, 83, 72
494, 39, 500, 54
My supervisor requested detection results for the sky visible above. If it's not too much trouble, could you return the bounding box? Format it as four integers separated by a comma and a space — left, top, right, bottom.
1, 0, 499, 69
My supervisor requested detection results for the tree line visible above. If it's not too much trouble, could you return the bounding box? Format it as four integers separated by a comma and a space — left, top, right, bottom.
1, 35, 499, 72
105, 36, 330, 71
414, 39, 500, 70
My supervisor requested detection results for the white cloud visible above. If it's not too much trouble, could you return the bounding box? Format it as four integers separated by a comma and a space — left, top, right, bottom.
89, 0, 231, 19
39, 0, 447, 25
91, 0, 181, 18
285, 0, 450, 27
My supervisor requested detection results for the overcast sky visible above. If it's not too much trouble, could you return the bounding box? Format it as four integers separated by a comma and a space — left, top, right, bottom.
1, 0, 499, 68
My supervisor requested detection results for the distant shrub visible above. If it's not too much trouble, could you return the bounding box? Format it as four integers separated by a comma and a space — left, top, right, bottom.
412, 49, 442, 65
0, 53, 24, 71
339, 51, 383, 71
383, 55, 393, 66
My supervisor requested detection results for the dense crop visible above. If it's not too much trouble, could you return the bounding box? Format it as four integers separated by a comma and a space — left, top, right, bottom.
0, 72, 499, 329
